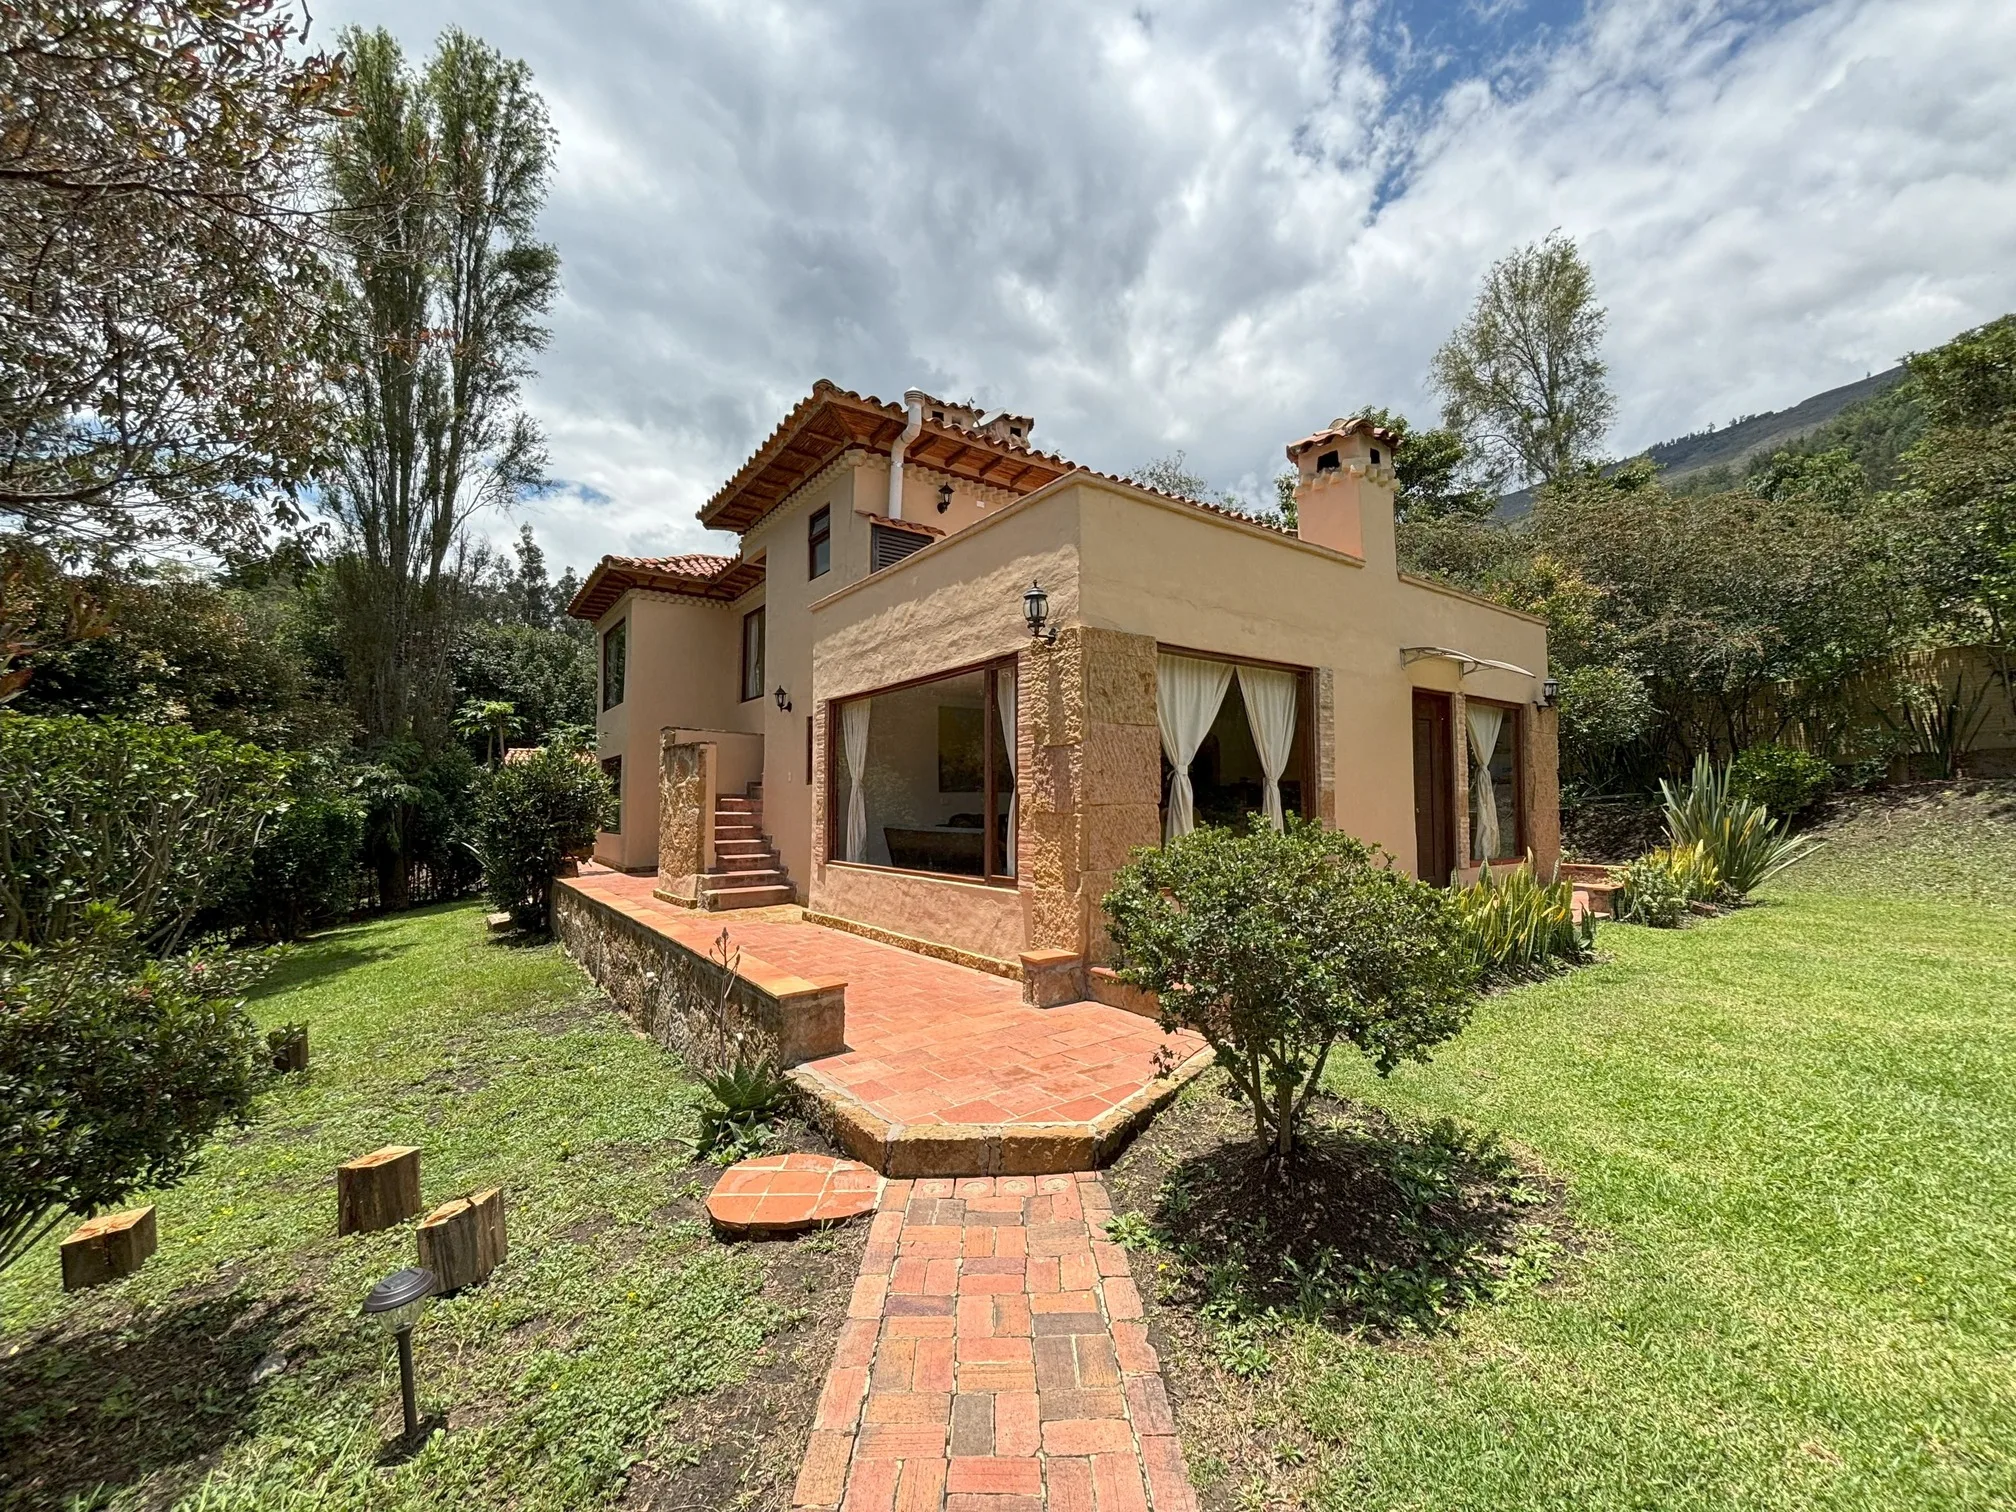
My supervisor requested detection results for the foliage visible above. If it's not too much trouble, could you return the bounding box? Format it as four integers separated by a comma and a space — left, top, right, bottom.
0, 0, 342, 551
472, 746, 612, 931
357, 739, 483, 911
321, 26, 559, 745
1661, 756, 1820, 897
1103, 819, 1475, 1159
456, 698, 520, 766
1613, 842, 1719, 928
1430, 232, 1616, 492
0, 906, 269, 1273
218, 757, 366, 941
1555, 663, 1654, 792
0, 713, 286, 952
1750, 371, 1926, 493
1354, 407, 1496, 521
1728, 742, 1834, 822
1876, 672, 1996, 779
0, 539, 108, 706
1454, 861, 1594, 979
694, 1056, 791, 1165
455, 621, 595, 748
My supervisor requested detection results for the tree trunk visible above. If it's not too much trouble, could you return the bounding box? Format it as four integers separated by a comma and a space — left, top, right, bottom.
416, 1187, 507, 1292
337, 1145, 422, 1236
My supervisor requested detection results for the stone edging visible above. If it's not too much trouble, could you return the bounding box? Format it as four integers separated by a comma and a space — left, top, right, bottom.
788, 1043, 1215, 1179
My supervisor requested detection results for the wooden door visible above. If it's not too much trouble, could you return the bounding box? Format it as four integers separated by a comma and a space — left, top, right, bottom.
1411, 691, 1455, 886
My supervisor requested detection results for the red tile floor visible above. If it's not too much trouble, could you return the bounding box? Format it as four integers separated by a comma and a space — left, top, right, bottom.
564, 870, 1205, 1133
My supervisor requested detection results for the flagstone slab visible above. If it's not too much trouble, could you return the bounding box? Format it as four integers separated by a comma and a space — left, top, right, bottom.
707, 1153, 883, 1237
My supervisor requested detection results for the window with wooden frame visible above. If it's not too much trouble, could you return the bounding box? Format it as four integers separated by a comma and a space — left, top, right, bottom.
827, 659, 1018, 885
1465, 699, 1523, 863
808, 505, 831, 579
601, 755, 623, 833
739, 606, 765, 702
600, 618, 626, 711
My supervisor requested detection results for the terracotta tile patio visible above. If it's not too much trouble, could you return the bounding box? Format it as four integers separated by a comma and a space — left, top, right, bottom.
556, 870, 1211, 1175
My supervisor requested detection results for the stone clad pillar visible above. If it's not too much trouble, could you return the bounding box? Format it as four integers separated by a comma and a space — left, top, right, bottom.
655, 734, 716, 906
1524, 702, 1562, 876
1018, 628, 1161, 965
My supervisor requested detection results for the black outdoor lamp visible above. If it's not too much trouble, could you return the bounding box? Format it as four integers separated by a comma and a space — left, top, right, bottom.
1540, 676, 1560, 708
937, 482, 954, 513
1023, 580, 1058, 644
774, 685, 792, 713
362, 1265, 436, 1439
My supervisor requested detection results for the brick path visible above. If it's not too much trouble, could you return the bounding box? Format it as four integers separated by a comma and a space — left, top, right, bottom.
793, 1172, 1196, 1512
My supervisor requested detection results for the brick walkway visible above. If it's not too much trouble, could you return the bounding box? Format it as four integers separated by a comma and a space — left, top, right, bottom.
793, 1172, 1195, 1512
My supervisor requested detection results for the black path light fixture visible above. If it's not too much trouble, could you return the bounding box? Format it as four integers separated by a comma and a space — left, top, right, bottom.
1023, 579, 1059, 645
774, 685, 792, 713
363, 1264, 436, 1439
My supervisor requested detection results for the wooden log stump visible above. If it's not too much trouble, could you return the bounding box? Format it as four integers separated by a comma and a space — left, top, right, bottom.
416, 1187, 508, 1292
337, 1145, 421, 1236
484, 911, 513, 934
61, 1206, 157, 1291
268, 1023, 308, 1073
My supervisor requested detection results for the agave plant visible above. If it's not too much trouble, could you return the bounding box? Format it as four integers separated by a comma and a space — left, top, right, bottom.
1660, 756, 1821, 897
1454, 857, 1594, 979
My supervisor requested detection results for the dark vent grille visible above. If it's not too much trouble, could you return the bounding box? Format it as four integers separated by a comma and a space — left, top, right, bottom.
871, 524, 931, 571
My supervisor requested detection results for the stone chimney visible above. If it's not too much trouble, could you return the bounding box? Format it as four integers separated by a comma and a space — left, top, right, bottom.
1283, 417, 1400, 560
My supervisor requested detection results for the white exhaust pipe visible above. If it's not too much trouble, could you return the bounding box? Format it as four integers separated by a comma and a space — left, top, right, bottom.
888, 388, 925, 520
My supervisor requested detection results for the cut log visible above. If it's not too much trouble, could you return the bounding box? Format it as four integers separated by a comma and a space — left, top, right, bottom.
337, 1145, 421, 1236
485, 911, 513, 934
269, 1024, 308, 1073
416, 1187, 508, 1292
61, 1206, 157, 1291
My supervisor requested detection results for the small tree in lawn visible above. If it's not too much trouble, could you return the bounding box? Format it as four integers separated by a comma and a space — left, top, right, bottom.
472, 746, 613, 931
1102, 819, 1476, 1161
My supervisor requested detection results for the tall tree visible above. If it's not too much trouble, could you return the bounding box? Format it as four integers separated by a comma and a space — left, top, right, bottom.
0, 0, 341, 550
1430, 232, 1615, 493
320, 27, 557, 748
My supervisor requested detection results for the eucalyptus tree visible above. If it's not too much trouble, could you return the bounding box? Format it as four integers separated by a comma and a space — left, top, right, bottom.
1431, 233, 1616, 493
320, 27, 558, 750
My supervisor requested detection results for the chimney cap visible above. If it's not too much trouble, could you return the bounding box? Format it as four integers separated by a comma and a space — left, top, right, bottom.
1284, 416, 1402, 464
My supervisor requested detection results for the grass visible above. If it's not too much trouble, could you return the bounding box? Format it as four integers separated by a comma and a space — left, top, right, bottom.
1115, 786, 2016, 1510
0, 902, 857, 1511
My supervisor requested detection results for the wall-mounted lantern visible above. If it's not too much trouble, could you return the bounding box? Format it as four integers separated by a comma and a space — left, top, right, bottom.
362, 1265, 436, 1440
1023, 580, 1059, 645
937, 482, 954, 514
1539, 677, 1559, 708
774, 686, 792, 713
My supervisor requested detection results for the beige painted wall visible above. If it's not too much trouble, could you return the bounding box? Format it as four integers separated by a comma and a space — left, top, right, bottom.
592, 589, 742, 871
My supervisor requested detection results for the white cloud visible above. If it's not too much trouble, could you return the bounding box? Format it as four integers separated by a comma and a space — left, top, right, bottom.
313, 0, 2016, 576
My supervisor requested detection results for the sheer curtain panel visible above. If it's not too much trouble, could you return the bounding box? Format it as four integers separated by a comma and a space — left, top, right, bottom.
1156, 653, 1232, 841
1466, 703, 1504, 864
841, 700, 872, 862
1237, 664, 1298, 831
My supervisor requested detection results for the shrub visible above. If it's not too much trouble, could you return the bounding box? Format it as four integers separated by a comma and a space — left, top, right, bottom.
1729, 743, 1834, 822
0, 906, 271, 1272
0, 713, 286, 952
1661, 756, 1821, 897
1102, 818, 1475, 1160
473, 746, 614, 931
1614, 841, 1720, 927
216, 756, 366, 940
1455, 860, 1594, 979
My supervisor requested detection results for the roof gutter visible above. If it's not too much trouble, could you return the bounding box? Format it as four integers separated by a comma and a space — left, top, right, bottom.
887, 388, 925, 520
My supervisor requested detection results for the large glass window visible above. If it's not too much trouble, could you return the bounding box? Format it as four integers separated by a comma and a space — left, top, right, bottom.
740, 606, 765, 702
601, 619, 626, 711
1155, 653, 1311, 839
1466, 700, 1522, 862
831, 662, 1017, 882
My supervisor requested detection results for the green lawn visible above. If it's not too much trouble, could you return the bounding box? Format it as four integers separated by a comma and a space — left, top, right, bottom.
0, 903, 853, 1511
1292, 832, 2016, 1509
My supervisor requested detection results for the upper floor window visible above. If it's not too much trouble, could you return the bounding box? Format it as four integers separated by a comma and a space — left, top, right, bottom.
809, 505, 831, 579
601, 619, 626, 711
740, 606, 765, 702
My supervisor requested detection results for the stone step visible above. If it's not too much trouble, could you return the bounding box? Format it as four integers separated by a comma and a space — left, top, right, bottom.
701, 882, 796, 911
715, 823, 762, 841
717, 797, 756, 814
704, 867, 787, 889
714, 851, 779, 872
715, 834, 767, 852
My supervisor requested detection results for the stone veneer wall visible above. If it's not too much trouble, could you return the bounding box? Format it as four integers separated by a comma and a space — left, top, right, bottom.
1021, 626, 1162, 965
657, 736, 712, 904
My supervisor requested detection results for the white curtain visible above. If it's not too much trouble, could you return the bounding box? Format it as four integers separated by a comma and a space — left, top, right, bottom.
841, 699, 872, 863
1237, 665, 1298, 832
1157, 653, 1233, 841
995, 666, 1017, 876
1466, 703, 1505, 863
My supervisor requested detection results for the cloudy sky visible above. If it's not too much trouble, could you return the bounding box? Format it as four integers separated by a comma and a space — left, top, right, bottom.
314, 0, 2016, 578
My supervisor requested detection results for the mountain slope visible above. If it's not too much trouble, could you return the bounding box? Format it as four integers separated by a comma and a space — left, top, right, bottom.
1645, 365, 1908, 481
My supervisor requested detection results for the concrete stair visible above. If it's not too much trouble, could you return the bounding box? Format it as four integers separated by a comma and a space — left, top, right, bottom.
699, 785, 794, 910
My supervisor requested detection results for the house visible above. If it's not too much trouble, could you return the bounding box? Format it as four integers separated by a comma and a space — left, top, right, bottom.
566, 380, 1558, 976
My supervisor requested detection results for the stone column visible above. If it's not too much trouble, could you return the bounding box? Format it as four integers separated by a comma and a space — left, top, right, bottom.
656, 735, 715, 906
1524, 702, 1562, 875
